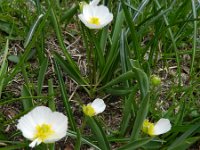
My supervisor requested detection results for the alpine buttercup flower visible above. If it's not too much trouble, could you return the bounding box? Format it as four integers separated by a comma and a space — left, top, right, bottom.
83, 98, 106, 117
142, 118, 171, 136
78, 3, 113, 29
17, 106, 68, 148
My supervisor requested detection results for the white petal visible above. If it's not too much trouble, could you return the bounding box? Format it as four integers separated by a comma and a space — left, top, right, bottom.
17, 121, 35, 139
49, 112, 68, 140
95, 5, 109, 17
17, 114, 37, 139
29, 106, 52, 124
89, 0, 100, 6
29, 139, 42, 148
153, 118, 171, 135
78, 14, 103, 29
91, 98, 106, 114
100, 13, 113, 27
83, 5, 93, 20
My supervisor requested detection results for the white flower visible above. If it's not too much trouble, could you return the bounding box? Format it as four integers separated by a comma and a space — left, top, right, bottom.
17, 106, 68, 148
83, 98, 106, 117
142, 118, 171, 136
78, 4, 113, 29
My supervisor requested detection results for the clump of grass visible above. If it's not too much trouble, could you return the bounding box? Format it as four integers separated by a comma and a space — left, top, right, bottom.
0, 0, 200, 149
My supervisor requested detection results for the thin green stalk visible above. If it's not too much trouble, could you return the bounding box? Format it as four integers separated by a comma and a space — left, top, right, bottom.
45, 0, 81, 76
190, 0, 197, 77
121, 0, 140, 60
48, 79, 56, 111
154, 0, 181, 86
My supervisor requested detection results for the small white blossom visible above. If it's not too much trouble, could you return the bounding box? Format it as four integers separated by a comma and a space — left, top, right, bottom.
142, 118, 171, 136
17, 106, 68, 148
83, 98, 106, 117
78, 3, 113, 29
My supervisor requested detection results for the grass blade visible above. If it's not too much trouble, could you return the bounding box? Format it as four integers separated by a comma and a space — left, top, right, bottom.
37, 58, 48, 96
190, 0, 197, 76
24, 14, 44, 48
131, 93, 150, 140
120, 85, 138, 136
100, 10, 124, 83
0, 40, 9, 98
86, 117, 110, 150
98, 71, 135, 91
21, 85, 33, 111
118, 137, 153, 150
67, 130, 101, 150
54, 60, 77, 131
48, 79, 55, 111
168, 122, 200, 150
121, 0, 140, 60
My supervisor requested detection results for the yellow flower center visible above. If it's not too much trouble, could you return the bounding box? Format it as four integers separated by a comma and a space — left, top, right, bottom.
142, 119, 155, 136
88, 17, 100, 25
83, 105, 95, 117
34, 124, 54, 141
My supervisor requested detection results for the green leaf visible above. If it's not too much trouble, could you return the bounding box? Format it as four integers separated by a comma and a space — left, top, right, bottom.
37, 58, 48, 96
0, 143, 28, 150
4, 9, 50, 86
105, 87, 135, 95
168, 122, 200, 150
61, 4, 79, 23
118, 137, 153, 150
21, 85, 33, 111
54, 52, 90, 95
54, 60, 77, 131
67, 130, 101, 150
0, 40, 9, 98
98, 71, 135, 91
131, 93, 150, 140
48, 79, 55, 111
121, 0, 140, 60
168, 136, 200, 150
131, 61, 149, 99
86, 117, 110, 150
120, 85, 138, 136
24, 14, 44, 48
7, 55, 19, 63
100, 10, 124, 82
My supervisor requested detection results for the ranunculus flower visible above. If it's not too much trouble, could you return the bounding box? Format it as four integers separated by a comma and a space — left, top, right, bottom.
17, 106, 68, 148
142, 118, 171, 136
78, 2, 113, 29
83, 98, 106, 117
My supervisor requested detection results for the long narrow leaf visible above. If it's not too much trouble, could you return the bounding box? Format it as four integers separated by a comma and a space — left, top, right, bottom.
24, 14, 44, 48
131, 93, 150, 140
37, 58, 48, 96
118, 137, 153, 150
54, 60, 77, 131
86, 117, 110, 150
168, 122, 200, 150
0, 40, 9, 98
21, 85, 33, 111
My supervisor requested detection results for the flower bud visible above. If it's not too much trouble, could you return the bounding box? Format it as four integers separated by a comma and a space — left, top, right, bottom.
151, 75, 161, 86
79, 2, 88, 12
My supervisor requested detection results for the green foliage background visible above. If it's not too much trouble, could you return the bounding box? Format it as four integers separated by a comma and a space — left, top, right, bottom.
0, 0, 200, 149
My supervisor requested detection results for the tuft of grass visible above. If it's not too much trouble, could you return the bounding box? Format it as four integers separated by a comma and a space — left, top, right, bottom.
0, 0, 200, 149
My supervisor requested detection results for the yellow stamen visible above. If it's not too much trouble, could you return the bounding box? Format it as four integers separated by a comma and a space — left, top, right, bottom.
83, 105, 95, 117
142, 119, 155, 136
34, 124, 54, 141
88, 17, 100, 25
